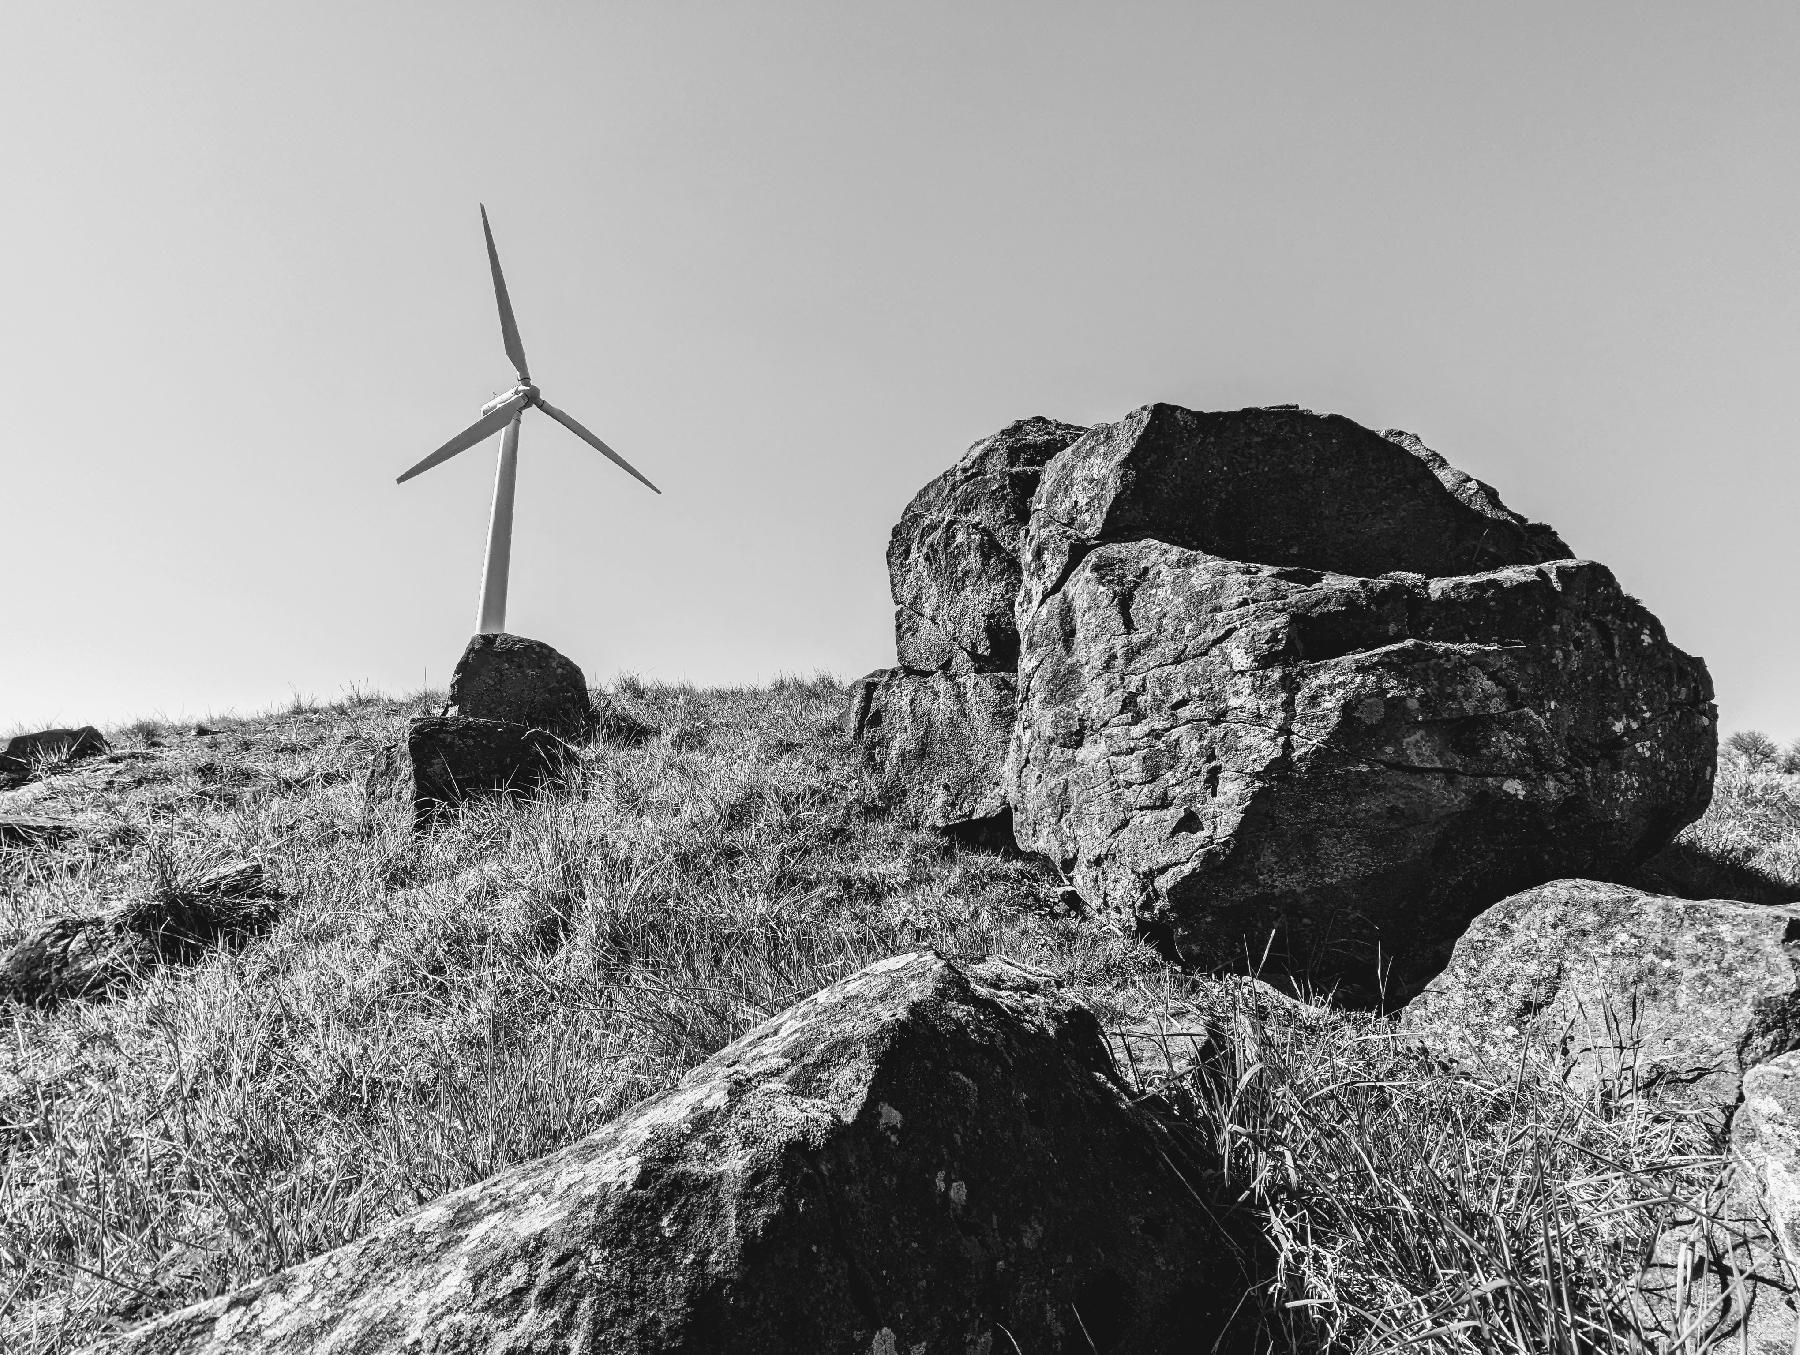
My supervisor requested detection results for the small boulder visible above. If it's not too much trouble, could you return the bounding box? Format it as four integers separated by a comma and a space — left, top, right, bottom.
849, 667, 1016, 838
0, 916, 155, 1008
1403, 880, 1800, 1123
101, 951, 1262, 1354
118, 859, 278, 962
3, 725, 109, 771
407, 715, 573, 823
449, 632, 593, 740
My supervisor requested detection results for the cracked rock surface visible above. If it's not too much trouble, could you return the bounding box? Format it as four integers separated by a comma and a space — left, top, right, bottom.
98, 951, 1259, 1355
1008, 403, 1714, 997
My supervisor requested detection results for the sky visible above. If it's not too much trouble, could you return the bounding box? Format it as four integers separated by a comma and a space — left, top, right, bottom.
4, 2, 1796, 741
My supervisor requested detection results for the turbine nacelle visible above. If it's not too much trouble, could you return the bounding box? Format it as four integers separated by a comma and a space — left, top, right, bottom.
480, 384, 538, 417
396, 206, 660, 635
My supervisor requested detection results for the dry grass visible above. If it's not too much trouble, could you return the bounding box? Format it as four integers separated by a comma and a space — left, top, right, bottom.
2, 691, 1795, 1352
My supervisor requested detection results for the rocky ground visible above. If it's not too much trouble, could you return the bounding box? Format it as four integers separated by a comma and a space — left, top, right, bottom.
3, 680, 1797, 1352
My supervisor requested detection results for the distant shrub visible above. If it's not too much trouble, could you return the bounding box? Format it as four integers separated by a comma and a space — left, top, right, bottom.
1726, 730, 1779, 769
1783, 739, 1800, 777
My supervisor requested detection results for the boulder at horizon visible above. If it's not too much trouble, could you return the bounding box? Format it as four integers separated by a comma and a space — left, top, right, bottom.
449, 632, 594, 740
2, 726, 109, 782
100, 951, 1262, 1354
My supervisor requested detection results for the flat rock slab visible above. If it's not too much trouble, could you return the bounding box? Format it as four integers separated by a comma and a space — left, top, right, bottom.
1404, 880, 1800, 1123
0, 815, 79, 848
98, 952, 1262, 1354
449, 632, 592, 740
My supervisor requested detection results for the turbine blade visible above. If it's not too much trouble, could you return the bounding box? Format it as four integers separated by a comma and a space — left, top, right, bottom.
480, 204, 530, 382
536, 398, 661, 494
396, 395, 525, 484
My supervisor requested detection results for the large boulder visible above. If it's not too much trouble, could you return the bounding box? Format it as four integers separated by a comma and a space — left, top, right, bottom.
1404, 880, 1800, 1122
888, 416, 1088, 674
848, 667, 1016, 836
100, 952, 1261, 1354
1009, 404, 1714, 996
407, 715, 573, 824
449, 632, 593, 740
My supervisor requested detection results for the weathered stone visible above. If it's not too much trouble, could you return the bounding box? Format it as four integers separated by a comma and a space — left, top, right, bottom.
100, 951, 1261, 1354
0, 917, 154, 1008
889, 416, 1086, 674
118, 860, 278, 961
407, 715, 573, 823
449, 632, 592, 740
1008, 404, 1713, 998
3, 725, 109, 770
850, 666, 1015, 837
841, 668, 891, 737
1, 860, 275, 1008
1404, 881, 1800, 1122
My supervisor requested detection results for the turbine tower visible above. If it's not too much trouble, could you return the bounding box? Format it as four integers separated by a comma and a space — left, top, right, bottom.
398, 205, 659, 634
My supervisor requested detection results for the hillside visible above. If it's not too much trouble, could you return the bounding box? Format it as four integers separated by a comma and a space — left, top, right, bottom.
3, 679, 1799, 1352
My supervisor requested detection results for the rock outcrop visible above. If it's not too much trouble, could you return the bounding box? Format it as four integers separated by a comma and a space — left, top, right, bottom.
101, 951, 1260, 1354
1404, 880, 1800, 1123
853, 418, 1086, 835
449, 632, 593, 740
1006, 404, 1713, 995
853, 402, 1714, 993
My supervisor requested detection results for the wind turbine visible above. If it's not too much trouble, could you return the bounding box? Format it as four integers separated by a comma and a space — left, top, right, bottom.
397, 205, 660, 635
